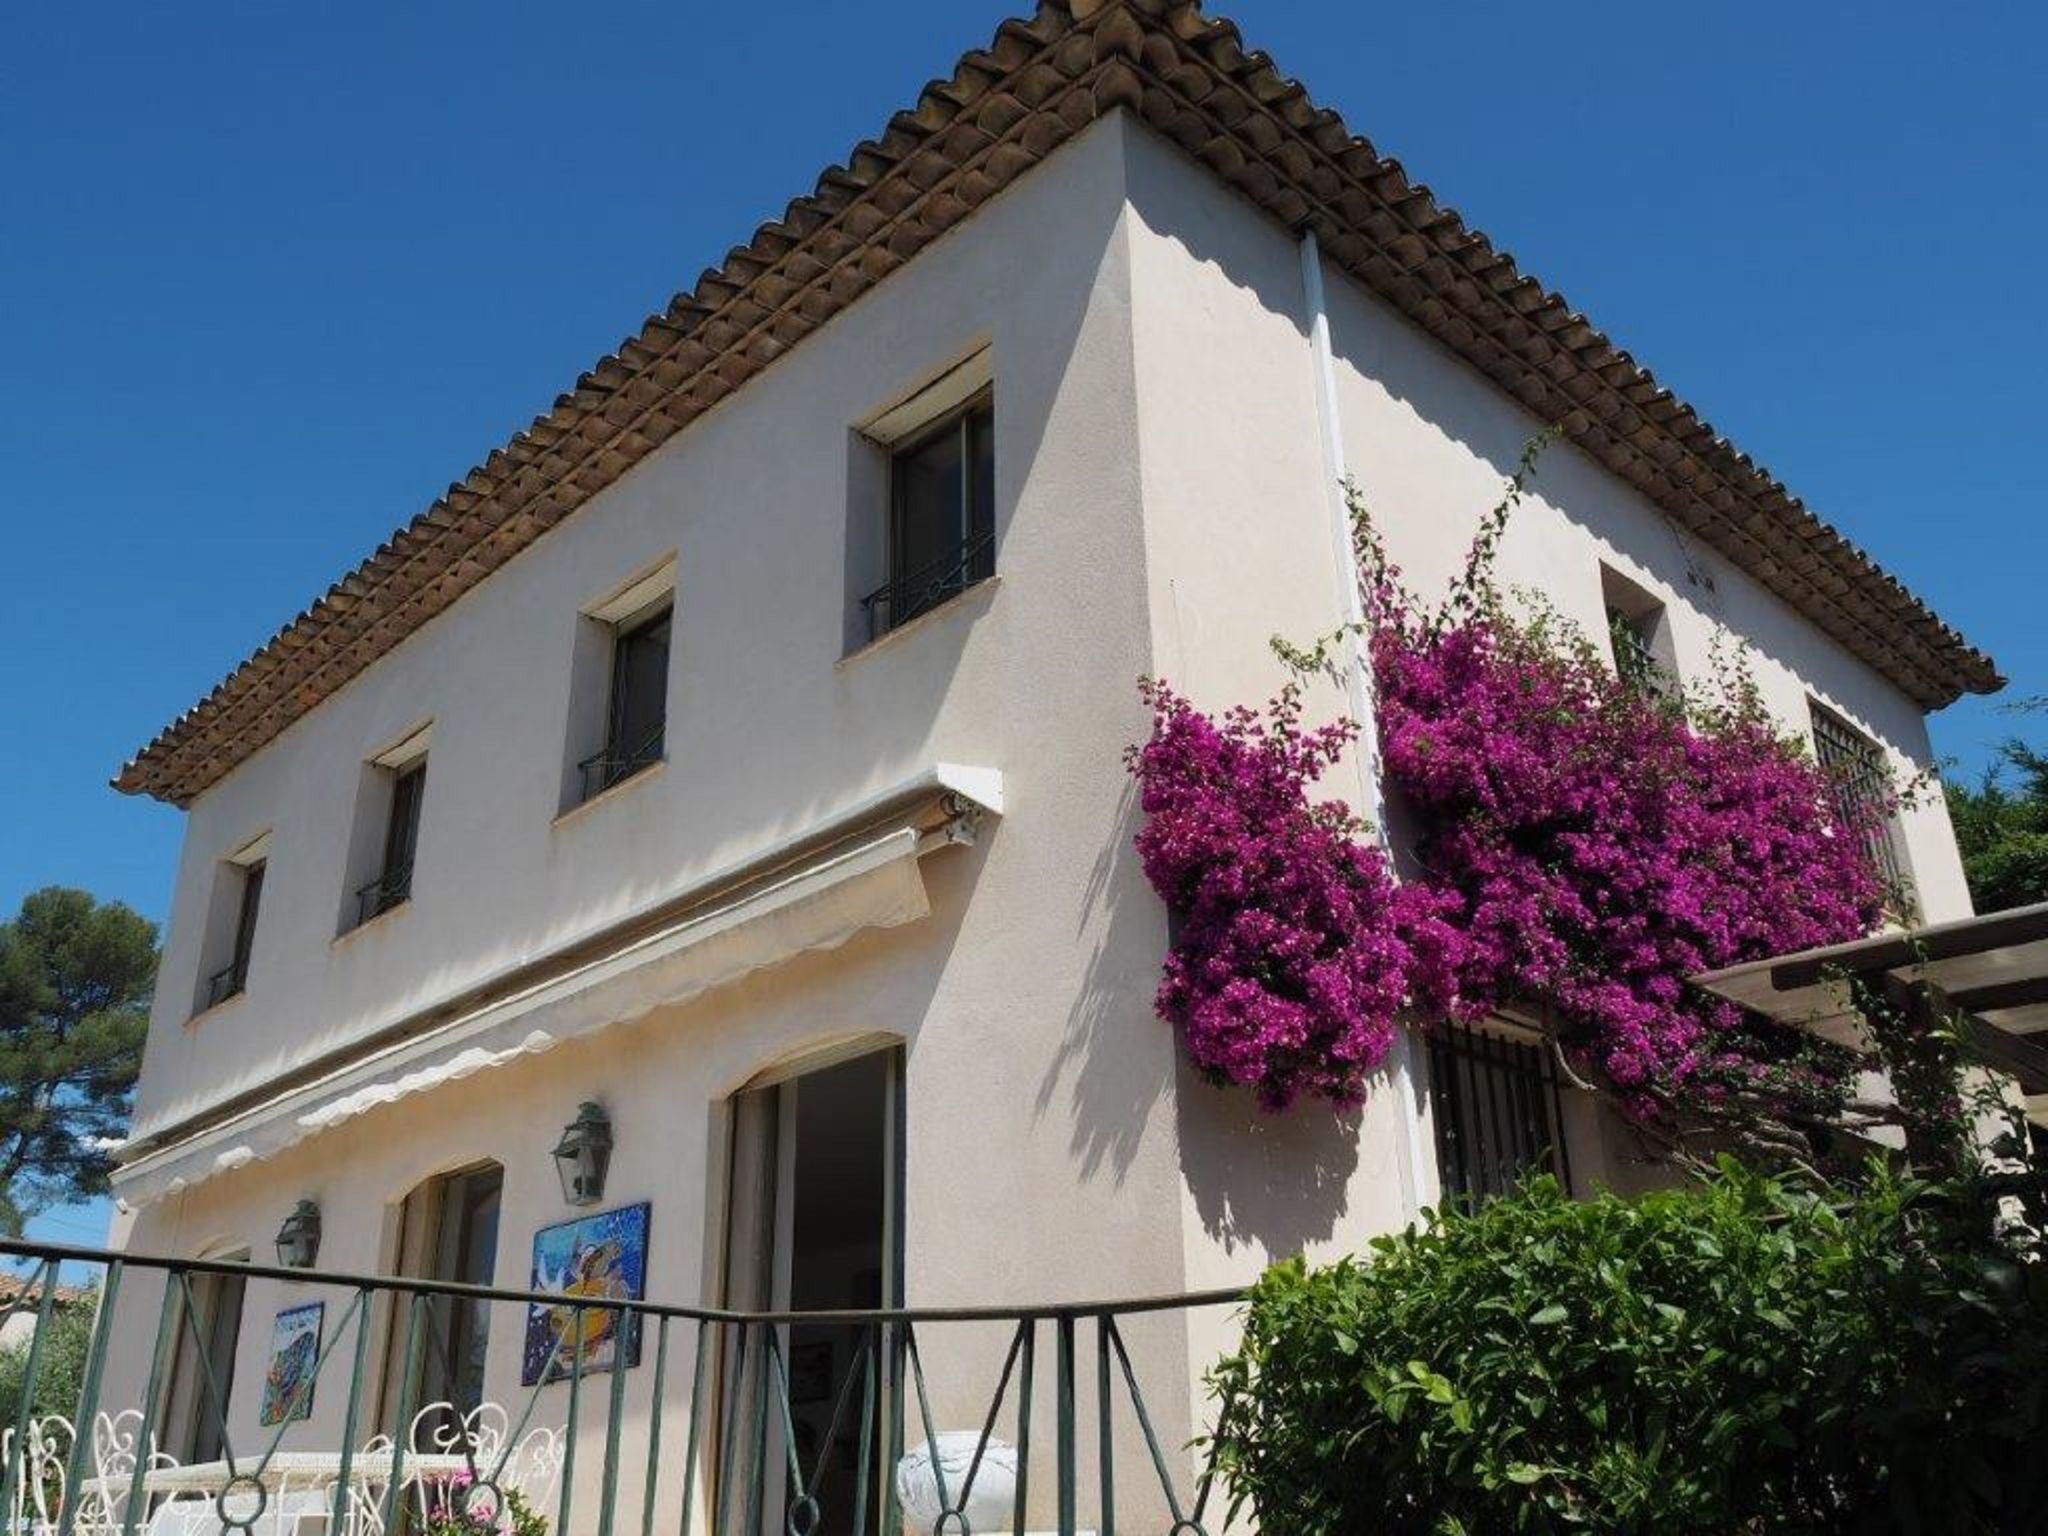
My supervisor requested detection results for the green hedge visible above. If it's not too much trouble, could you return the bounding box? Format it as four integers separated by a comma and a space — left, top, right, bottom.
1208, 1166, 2047, 1534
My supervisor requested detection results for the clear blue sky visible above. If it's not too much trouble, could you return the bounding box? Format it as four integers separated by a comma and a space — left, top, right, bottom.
3, 3, 2042, 1245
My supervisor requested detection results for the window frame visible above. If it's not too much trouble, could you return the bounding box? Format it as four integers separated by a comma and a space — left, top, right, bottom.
353, 757, 427, 927
204, 859, 265, 1009
578, 598, 672, 803
863, 388, 995, 640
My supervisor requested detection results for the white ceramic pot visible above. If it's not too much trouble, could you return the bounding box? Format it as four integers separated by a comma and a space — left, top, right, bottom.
895, 1432, 1018, 1530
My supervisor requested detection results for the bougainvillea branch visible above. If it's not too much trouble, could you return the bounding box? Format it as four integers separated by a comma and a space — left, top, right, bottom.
1131, 441, 1898, 1139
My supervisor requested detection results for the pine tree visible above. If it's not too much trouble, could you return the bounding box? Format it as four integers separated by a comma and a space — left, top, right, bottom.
0, 888, 158, 1234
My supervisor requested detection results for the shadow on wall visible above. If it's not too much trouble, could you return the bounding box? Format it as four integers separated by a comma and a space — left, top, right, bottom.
1174, 1062, 1362, 1261
1033, 774, 1362, 1261
1034, 776, 1176, 1187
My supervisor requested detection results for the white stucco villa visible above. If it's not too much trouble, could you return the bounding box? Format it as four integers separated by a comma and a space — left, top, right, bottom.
62, 3, 1999, 1532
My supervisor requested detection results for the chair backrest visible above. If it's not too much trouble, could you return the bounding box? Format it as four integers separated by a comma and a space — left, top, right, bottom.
9, 1416, 75, 1534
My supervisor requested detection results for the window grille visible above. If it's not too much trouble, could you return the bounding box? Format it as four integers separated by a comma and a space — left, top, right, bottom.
1427, 1021, 1572, 1201
1810, 703, 1907, 903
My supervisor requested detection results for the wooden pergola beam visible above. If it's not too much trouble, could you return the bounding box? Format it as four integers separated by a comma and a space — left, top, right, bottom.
1768, 906, 2048, 992
1944, 974, 2048, 1018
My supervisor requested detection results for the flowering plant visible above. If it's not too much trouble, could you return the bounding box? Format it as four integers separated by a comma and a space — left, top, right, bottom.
1126, 679, 1445, 1109
1130, 442, 1895, 1134
419, 1473, 548, 1536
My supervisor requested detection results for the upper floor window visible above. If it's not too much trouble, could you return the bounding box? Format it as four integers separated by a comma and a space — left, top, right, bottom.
1601, 566, 1676, 702
1427, 1020, 1572, 1203
198, 837, 269, 1012
343, 725, 430, 932
1809, 701, 1910, 909
581, 601, 671, 801
357, 760, 426, 926
855, 350, 995, 643
563, 558, 676, 812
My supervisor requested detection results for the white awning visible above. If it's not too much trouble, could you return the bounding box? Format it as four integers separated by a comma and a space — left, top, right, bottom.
113, 766, 1000, 1209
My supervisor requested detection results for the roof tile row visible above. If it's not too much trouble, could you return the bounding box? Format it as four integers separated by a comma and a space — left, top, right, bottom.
115, 0, 1998, 805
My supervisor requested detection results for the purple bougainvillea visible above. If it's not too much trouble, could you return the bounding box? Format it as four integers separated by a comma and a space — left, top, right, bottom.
1372, 611, 1885, 1116
1126, 679, 1445, 1110
1128, 474, 1893, 1122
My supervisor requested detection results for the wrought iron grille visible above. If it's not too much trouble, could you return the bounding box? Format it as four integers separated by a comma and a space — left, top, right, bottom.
1426, 1022, 1572, 1202
201, 961, 247, 1011
859, 532, 995, 643
352, 868, 412, 928
0, 1237, 1242, 1536
1810, 703, 1907, 904
577, 724, 664, 803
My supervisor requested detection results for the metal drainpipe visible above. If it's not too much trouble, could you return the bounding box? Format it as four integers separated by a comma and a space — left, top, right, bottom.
1298, 228, 1439, 1216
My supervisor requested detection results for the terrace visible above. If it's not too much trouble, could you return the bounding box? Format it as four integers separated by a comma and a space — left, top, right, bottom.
0, 1239, 1238, 1536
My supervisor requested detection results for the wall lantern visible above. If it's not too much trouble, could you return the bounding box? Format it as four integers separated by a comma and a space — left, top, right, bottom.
553, 1102, 614, 1207
275, 1200, 322, 1269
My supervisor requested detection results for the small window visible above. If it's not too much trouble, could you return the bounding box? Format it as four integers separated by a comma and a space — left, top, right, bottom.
1601, 567, 1676, 701
1809, 701, 1911, 910
201, 855, 265, 1011
579, 601, 671, 802
1427, 1021, 1572, 1202
354, 758, 426, 926
857, 360, 995, 641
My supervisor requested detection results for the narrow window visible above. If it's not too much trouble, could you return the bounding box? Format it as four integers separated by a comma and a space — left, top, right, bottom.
580, 601, 671, 801
205, 859, 264, 1009
355, 758, 426, 926
1601, 567, 1676, 701
1427, 1021, 1572, 1202
1809, 701, 1911, 911
862, 391, 994, 639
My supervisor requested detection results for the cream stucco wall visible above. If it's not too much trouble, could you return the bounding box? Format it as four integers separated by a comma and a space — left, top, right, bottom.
108, 109, 1982, 1533
114, 113, 1214, 1531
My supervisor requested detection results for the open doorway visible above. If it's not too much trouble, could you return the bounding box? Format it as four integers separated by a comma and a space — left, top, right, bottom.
159, 1249, 249, 1464
723, 1045, 902, 1536
381, 1161, 504, 1439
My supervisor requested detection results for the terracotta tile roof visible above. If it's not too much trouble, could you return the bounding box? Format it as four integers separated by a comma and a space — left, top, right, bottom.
114, 0, 2001, 804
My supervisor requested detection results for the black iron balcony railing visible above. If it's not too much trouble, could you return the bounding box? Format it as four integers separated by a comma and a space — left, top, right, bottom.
0, 1238, 1242, 1536
352, 866, 413, 929
578, 726, 664, 804
202, 961, 247, 1011
859, 534, 994, 643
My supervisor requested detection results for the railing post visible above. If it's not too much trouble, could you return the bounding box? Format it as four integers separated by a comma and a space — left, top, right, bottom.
1095, 1318, 1115, 1536
1012, 1322, 1034, 1536
1055, 1314, 1076, 1536
639, 1316, 669, 1536
677, 1319, 710, 1536
381, 1291, 427, 1536
119, 1271, 187, 1536
559, 1304, 587, 1536
328, 1287, 375, 1536
597, 1305, 631, 1536
0, 1265, 61, 1523
56, 1260, 124, 1536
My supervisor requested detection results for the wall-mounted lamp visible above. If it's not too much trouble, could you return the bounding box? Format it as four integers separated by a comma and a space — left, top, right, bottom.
275, 1199, 322, 1269
553, 1102, 614, 1207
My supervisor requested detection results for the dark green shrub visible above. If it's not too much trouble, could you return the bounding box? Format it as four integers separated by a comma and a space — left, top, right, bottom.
1208, 1165, 2048, 1534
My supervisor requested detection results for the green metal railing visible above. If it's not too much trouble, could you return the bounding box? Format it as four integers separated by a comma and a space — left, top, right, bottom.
0, 1239, 1242, 1536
